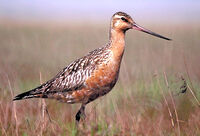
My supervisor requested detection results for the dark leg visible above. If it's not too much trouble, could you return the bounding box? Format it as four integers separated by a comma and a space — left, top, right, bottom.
75, 104, 86, 123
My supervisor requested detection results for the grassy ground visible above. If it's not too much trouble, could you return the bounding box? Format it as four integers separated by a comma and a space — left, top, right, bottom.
0, 21, 200, 135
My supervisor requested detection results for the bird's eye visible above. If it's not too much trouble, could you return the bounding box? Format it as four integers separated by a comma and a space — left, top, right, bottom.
121, 17, 128, 22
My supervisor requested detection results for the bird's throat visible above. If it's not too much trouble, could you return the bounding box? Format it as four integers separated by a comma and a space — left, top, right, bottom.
109, 29, 125, 60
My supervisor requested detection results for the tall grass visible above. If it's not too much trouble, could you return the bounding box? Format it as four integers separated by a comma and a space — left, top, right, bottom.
0, 21, 200, 135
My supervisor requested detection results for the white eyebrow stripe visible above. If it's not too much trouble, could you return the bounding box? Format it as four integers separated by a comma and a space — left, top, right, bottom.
114, 15, 124, 19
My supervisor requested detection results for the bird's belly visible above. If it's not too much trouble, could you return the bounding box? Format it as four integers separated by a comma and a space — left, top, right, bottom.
49, 87, 112, 104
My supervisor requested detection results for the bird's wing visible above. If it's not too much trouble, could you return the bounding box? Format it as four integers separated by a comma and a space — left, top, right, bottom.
29, 45, 111, 95
34, 56, 93, 95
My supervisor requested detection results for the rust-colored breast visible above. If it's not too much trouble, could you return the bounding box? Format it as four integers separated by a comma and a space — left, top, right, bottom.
86, 62, 118, 89
84, 52, 123, 102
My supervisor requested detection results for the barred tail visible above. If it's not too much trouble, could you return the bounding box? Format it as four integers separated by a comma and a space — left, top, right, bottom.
13, 90, 36, 101
13, 85, 45, 101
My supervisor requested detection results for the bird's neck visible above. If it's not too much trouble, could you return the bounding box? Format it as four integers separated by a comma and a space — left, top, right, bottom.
109, 29, 125, 60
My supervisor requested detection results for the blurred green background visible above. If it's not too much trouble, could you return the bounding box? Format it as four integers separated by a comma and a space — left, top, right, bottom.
0, 1, 200, 135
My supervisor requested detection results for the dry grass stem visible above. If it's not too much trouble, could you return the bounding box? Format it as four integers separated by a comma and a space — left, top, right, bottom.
6, 75, 18, 136
39, 72, 48, 135
156, 73, 175, 127
163, 72, 180, 136
183, 54, 200, 106
187, 85, 200, 107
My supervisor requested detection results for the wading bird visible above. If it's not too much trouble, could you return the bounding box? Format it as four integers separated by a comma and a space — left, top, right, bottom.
13, 12, 171, 123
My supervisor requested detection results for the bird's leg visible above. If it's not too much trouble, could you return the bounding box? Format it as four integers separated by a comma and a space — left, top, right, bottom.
75, 104, 86, 123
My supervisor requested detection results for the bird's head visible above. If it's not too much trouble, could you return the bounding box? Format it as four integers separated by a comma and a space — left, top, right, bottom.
111, 11, 171, 40
111, 12, 134, 32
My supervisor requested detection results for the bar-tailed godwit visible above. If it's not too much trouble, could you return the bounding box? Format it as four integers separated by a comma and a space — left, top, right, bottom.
13, 11, 171, 123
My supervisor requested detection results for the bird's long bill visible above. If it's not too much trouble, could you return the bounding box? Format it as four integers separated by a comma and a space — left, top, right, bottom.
132, 23, 171, 41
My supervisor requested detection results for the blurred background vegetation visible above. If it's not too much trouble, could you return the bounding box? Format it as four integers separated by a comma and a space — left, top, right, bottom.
0, 0, 200, 135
